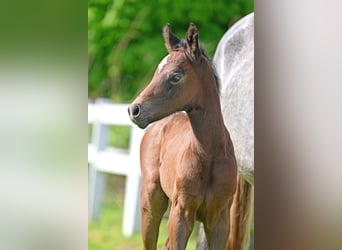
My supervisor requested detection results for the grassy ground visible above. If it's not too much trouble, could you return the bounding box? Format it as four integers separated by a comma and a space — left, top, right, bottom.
88, 175, 199, 250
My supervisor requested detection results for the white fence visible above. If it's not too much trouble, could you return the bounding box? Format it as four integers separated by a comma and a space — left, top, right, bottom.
88, 98, 144, 236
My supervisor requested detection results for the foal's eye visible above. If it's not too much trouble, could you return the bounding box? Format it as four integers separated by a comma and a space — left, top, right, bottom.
169, 73, 183, 85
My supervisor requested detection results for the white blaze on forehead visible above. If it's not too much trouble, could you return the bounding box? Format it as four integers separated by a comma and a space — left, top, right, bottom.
158, 55, 169, 73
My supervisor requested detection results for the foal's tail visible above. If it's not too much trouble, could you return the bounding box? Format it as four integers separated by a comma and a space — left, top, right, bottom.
226, 173, 254, 250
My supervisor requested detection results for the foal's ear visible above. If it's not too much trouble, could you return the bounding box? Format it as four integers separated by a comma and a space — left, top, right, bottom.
186, 23, 201, 62
163, 24, 181, 53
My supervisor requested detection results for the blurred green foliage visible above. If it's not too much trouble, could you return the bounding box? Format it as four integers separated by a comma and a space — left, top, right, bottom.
88, 0, 253, 102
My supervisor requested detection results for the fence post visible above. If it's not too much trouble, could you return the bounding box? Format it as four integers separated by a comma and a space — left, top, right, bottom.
122, 126, 144, 236
89, 99, 109, 220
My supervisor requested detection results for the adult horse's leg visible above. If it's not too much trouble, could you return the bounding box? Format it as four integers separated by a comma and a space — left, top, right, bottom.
196, 223, 208, 249
140, 176, 169, 250
226, 174, 254, 250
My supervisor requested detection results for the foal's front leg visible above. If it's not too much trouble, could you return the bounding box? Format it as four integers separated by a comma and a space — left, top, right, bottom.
204, 206, 231, 250
140, 178, 168, 250
167, 194, 200, 249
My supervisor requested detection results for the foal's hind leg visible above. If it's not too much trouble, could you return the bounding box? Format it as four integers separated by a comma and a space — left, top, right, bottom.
140, 176, 168, 250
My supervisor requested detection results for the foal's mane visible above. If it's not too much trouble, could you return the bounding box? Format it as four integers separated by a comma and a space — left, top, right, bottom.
200, 47, 221, 94
171, 39, 221, 93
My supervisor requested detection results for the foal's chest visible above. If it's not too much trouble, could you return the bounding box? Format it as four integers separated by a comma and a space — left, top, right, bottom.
159, 145, 226, 202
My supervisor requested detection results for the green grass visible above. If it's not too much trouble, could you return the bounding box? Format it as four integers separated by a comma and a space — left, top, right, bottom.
107, 126, 130, 149
88, 175, 199, 250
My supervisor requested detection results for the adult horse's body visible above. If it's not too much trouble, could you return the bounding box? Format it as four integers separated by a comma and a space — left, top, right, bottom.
198, 13, 254, 250
217, 13, 254, 250
128, 24, 237, 249
215, 13, 254, 185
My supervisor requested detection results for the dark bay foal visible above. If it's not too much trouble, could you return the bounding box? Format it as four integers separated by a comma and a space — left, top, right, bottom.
128, 23, 237, 250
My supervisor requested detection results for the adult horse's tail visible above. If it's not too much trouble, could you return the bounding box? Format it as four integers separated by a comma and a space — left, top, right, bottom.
226, 174, 254, 250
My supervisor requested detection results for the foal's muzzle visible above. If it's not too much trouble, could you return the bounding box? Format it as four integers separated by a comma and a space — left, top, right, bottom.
128, 103, 150, 129
128, 104, 141, 119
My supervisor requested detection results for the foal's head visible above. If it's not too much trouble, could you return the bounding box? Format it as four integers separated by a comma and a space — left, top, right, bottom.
128, 23, 218, 129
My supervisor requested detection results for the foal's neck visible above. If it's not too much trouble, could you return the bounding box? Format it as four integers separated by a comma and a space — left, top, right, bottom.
187, 69, 226, 155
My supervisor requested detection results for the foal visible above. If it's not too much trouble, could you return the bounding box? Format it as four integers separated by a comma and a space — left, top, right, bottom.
128, 23, 237, 250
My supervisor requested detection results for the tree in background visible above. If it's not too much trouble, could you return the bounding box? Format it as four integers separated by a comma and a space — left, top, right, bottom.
88, 0, 253, 102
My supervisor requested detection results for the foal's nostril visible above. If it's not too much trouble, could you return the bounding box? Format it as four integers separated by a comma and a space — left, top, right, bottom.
132, 104, 141, 118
